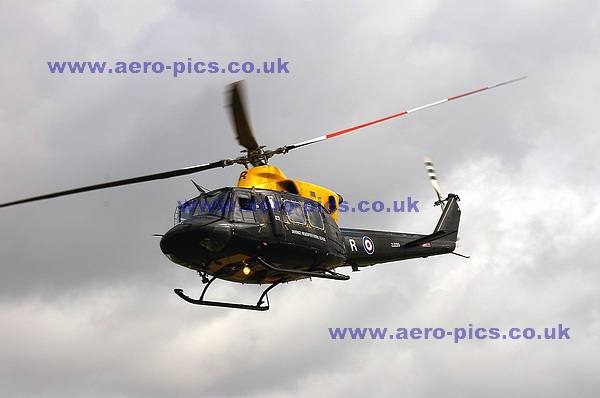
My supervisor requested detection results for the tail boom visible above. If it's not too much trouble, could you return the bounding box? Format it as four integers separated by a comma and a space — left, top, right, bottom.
340, 194, 461, 268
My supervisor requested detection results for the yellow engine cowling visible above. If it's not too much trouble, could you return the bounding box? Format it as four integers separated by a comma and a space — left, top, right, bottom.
236, 165, 342, 222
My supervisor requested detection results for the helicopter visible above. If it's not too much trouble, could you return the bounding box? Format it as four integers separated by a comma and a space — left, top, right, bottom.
0, 77, 525, 311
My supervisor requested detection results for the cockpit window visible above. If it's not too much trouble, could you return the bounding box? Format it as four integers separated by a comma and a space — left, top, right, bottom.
232, 192, 257, 223
176, 200, 197, 223
175, 190, 229, 224
193, 190, 230, 217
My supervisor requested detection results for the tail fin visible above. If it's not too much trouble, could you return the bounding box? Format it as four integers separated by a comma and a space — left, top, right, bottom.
404, 194, 461, 248
433, 193, 461, 241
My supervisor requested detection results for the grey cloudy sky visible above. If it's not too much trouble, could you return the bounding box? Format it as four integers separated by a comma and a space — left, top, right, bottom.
1, 0, 599, 397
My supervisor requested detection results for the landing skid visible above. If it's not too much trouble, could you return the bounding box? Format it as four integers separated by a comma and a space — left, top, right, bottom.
174, 275, 280, 311
174, 257, 349, 311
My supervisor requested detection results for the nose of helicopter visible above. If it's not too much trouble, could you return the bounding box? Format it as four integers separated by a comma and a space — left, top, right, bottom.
160, 218, 232, 267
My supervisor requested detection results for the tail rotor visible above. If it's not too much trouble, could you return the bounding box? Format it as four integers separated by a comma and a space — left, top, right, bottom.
424, 157, 445, 210
424, 157, 462, 247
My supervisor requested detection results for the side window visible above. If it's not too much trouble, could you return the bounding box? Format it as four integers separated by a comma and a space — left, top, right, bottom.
233, 193, 257, 223
283, 200, 306, 224
305, 201, 324, 230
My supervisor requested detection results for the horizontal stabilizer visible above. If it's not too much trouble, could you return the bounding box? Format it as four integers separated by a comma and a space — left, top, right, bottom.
404, 230, 455, 248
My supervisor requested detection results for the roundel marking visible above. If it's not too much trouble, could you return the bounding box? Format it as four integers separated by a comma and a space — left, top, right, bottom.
362, 236, 375, 255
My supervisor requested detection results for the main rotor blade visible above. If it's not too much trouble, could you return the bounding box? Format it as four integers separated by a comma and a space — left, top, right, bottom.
227, 81, 259, 151
0, 160, 229, 208
285, 76, 527, 151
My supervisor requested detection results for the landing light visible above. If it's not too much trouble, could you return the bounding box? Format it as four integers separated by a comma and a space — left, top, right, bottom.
243, 266, 251, 276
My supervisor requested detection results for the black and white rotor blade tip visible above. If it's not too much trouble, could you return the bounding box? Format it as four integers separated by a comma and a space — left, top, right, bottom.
424, 157, 444, 207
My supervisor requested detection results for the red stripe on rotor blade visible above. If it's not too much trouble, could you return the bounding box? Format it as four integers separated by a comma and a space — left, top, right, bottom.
326, 111, 408, 139
448, 87, 488, 101
293, 77, 525, 148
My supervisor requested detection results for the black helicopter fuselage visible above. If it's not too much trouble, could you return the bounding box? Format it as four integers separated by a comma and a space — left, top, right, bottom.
159, 187, 460, 285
